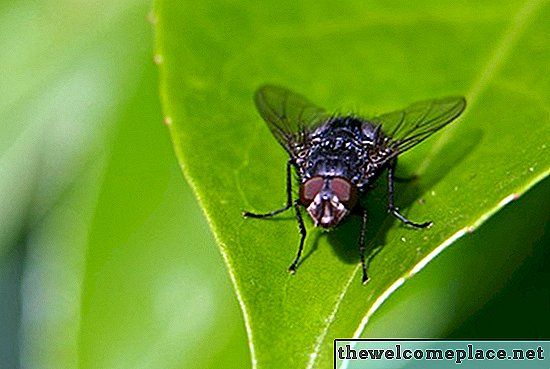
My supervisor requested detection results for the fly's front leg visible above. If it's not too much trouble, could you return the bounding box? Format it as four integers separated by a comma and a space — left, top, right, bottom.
387, 159, 432, 228
242, 159, 307, 275
242, 158, 293, 218
358, 208, 369, 284
288, 199, 307, 274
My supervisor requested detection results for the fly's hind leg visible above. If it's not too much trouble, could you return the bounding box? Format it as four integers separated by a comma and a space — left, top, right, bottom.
387, 159, 432, 228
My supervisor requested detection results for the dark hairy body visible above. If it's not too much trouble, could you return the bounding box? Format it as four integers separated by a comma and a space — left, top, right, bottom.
243, 85, 466, 284
297, 116, 388, 187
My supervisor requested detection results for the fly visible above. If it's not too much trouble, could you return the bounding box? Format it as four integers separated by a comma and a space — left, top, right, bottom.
243, 85, 466, 284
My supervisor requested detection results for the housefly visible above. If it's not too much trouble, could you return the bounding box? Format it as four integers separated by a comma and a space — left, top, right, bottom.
243, 85, 466, 284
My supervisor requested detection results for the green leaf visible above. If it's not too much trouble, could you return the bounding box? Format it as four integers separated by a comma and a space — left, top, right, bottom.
154, 1, 550, 368
5, 1, 248, 368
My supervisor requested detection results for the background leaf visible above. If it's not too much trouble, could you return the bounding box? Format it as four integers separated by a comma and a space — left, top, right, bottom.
155, 0, 550, 368
0, 0, 248, 368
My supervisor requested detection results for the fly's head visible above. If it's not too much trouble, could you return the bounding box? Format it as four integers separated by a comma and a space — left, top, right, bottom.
299, 176, 358, 229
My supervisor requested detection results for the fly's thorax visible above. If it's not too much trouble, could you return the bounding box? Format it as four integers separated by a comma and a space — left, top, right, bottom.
299, 176, 358, 228
300, 122, 379, 184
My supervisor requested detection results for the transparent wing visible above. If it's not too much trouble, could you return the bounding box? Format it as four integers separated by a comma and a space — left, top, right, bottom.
254, 85, 329, 153
372, 96, 466, 154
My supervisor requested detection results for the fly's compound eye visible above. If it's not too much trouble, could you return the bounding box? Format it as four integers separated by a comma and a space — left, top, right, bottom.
329, 177, 357, 209
300, 177, 324, 205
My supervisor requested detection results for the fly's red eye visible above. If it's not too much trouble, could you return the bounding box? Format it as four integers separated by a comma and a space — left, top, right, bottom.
329, 177, 357, 207
300, 177, 324, 205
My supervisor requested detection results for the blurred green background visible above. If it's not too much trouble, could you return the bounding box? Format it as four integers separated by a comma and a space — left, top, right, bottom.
0, 1, 548, 369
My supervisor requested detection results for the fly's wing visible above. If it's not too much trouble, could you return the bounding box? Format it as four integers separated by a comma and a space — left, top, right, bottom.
254, 85, 329, 155
371, 96, 466, 156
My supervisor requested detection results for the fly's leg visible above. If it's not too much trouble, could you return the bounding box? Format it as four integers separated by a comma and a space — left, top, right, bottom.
388, 160, 432, 228
242, 159, 307, 274
288, 199, 307, 274
242, 158, 293, 218
358, 208, 369, 284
